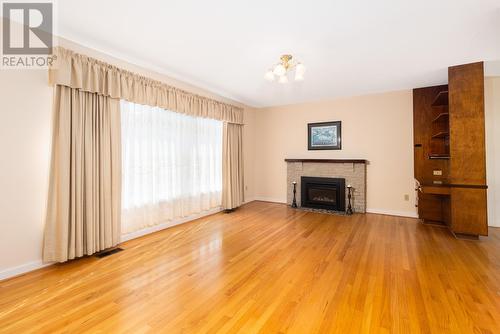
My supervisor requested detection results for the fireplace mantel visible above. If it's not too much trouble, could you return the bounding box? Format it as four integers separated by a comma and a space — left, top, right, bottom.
284, 159, 367, 164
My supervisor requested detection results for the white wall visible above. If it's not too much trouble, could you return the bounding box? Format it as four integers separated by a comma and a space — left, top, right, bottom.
485, 76, 500, 227
243, 108, 257, 202
0, 70, 53, 275
253, 90, 417, 217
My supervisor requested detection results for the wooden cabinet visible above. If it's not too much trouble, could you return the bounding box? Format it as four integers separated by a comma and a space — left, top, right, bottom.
413, 62, 488, 238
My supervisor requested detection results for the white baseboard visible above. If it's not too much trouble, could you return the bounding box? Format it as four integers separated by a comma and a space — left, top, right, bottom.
243, 197, 256, 204
249, 198, 418, 219
120, 207, 223, 242
366, 208, 418, 218
252, 196, 287, 204
247, 199, 418, 219
0, 260, 53, 282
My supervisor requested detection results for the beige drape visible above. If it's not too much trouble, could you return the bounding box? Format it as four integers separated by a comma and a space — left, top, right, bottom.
45, 47, 245, 262
49, 47, 244, 124
222, 123, 244, 210
43, 86, 121, 262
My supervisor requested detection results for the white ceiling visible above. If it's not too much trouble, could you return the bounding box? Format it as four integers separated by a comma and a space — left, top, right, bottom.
58, 0, 500, 107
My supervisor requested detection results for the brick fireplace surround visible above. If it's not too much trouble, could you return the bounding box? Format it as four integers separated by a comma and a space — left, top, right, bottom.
285, 159, 367, 213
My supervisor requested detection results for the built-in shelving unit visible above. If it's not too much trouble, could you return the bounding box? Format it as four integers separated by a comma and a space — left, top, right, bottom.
431, 90, 449, 106
413, 62, 488, 238
429, 89, 450, 158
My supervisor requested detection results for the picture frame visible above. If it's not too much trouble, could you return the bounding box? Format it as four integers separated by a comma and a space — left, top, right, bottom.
308, 121, 342, 150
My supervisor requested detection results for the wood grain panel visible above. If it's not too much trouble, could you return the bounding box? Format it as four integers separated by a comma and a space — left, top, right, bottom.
284, 159, 367, 164
451, 188, 488, 236
420, 186, 451, 195
1, 201, 499, 333
417, 193, 446, 222
448, 62, 487, 185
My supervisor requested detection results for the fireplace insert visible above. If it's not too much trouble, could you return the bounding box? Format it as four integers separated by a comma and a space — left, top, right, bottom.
301, 176, 345, 211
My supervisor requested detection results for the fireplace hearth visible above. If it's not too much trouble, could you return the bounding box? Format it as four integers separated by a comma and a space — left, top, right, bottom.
301, 176, 346, 212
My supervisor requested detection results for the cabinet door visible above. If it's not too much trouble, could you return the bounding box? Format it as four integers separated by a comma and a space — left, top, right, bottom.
418, 193, 445, 223
450, 188, 488, 236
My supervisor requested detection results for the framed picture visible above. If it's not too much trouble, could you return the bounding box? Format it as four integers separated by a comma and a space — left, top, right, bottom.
308, 121, 341, 150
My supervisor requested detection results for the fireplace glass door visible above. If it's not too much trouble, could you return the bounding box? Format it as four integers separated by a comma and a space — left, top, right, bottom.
301, 176, 345, 211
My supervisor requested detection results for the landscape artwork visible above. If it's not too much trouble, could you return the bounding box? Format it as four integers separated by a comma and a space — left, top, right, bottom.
308, 121, 341, 150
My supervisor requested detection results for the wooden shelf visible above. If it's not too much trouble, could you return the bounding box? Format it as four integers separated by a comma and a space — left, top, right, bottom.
284, 159, 367, 164
431, 131, 449, 139
431, 91, 449, 107
428, 153, 450, 160
420, 182, 487, 189
432, 112, 449, 123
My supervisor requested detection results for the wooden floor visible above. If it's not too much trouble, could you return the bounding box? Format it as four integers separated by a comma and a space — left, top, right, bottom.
1, 201, 499, 333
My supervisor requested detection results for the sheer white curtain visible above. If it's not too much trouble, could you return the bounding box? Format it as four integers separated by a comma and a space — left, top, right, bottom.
121, 100, 222, 234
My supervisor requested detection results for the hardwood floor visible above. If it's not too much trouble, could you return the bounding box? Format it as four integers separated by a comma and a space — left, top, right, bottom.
1, 201, 499, 333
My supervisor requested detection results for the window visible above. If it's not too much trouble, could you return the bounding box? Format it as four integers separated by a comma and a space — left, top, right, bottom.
121, 100, 222, 233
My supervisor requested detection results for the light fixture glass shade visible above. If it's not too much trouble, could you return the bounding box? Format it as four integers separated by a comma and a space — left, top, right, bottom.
296, 63, 306, 76
273, 64, 286, 76
265, 55, 305, 83
278, 75, 288, 84
264, 70, 275, 81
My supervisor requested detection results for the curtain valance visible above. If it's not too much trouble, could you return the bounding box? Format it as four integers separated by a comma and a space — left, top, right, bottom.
49, 47, 244, 124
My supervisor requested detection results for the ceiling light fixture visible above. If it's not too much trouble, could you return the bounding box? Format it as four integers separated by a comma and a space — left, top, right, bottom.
265, 54, 305, 83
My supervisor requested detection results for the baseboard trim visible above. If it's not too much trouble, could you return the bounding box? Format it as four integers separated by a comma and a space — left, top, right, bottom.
247, 199, 418, 219
243, 197, 256, 204
120, 207, 223, 242
249, 198, 419, 219
0, 260, 53, 282
252, 196, 287, 204
366, 208, 418, 218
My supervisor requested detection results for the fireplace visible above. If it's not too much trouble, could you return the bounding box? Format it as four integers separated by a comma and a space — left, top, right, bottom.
286, 159, 366, 213
301, 176, 346, 211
